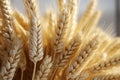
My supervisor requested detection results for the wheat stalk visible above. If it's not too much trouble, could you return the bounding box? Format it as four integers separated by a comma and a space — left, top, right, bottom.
0, 38, 23, 80
35, 55, 53, 80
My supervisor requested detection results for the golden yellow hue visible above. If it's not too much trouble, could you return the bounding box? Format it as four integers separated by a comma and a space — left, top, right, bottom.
0, 0, 120, 80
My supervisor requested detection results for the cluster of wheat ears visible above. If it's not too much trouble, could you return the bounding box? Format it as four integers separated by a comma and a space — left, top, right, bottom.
0, 0, 120, 80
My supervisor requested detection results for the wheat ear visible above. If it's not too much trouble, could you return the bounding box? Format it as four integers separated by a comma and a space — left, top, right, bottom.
24, 0, 44, 79
35, 55, 53, 80
90, 56, 120, 73
66, 37, 98, 79
29, 18, 43, 80
54, 8, 69, 56
82, 11, 101, 37
0, 38, 23, 80
0, 0, 14, 46
56, 35, 82, 67
66, 0, 77, 40
77, 0, 97, 31
92, 74, 120, 80
24, 0, 39, 18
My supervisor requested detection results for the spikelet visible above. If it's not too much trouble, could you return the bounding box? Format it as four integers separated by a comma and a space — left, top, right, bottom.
57, 0, 66, 12
56, 34, 82, 67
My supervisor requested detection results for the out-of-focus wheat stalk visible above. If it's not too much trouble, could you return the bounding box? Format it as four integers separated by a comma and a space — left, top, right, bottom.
0, 0, 120, 80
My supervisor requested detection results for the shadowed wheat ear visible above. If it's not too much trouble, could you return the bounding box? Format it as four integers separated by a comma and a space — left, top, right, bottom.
54, 8, 69, 57
0, 38, 23, 80
35, 55, 53, 80
92, 74, 120, 80
56, 34, 82, 67
65, 37, 99, 79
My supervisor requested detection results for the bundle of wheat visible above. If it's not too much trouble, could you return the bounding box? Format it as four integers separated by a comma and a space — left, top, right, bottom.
0, 0, 120, 80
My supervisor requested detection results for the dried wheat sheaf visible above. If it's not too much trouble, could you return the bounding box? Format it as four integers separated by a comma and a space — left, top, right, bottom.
0, 0, 120, 80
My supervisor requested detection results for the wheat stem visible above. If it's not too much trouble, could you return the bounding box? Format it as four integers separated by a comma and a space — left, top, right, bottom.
32, 62, 36, 80
21, 70, 24, 80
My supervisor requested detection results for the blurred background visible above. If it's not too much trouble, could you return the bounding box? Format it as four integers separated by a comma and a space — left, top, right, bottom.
12, 0, 120, 36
